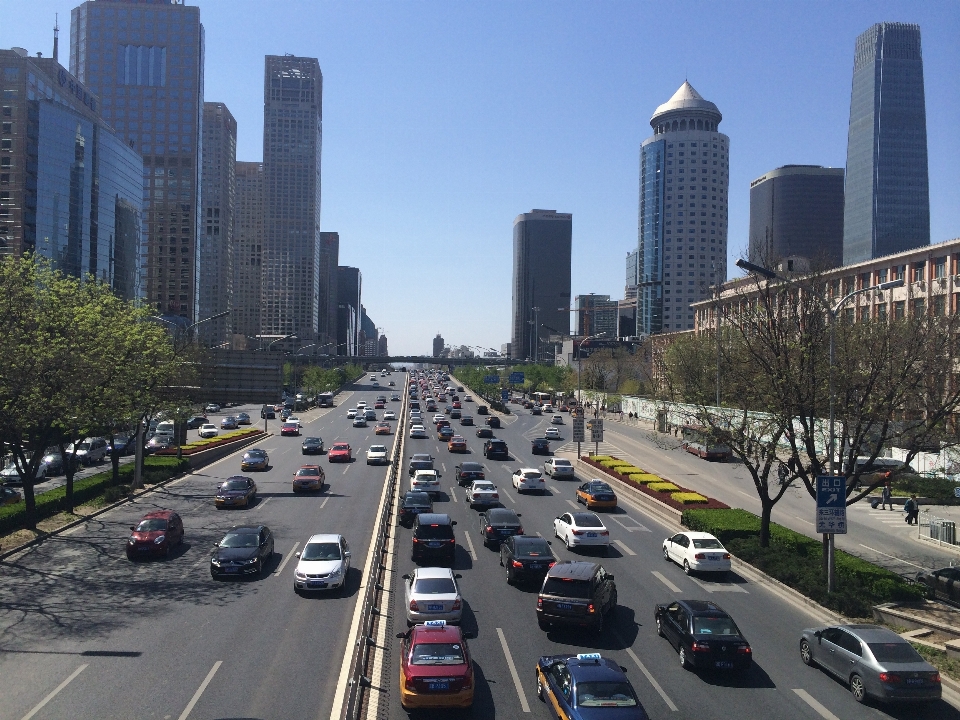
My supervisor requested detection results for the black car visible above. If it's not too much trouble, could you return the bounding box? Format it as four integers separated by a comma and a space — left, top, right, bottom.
537, 561, 617, 633
531, 438, 551, 455
107, 435, 137, 456
916, 566, 960, 603
460, 415, 474, 426
186, 415, 209, 429
261, 405, 276, 419
486, 416, 501, 429
210, 525, 275, 578
654, 599, 752, 671
450, 409, 462, 419
479, 507, 523, 547
477, 405, 489, 415
483, 439, 508, 459
455, 462, 485, 487
476, 427, 493, 438
409, 454, 435, 476
301, 437, 325, 455
501, 535, 555, 585
399, 491, 433, 526
444, 405, 453, 414
411, 513, 457, 566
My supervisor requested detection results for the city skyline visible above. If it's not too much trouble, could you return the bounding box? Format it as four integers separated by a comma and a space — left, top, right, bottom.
3, 1, 958, 354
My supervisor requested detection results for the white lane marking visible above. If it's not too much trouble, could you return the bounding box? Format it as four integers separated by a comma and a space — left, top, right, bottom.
550, 485, 561, 494
792, 689, 840, 720
319, 496, 329, 509
610, 516, 650, 532
689, 576, 748, 593
343, 464, 351, 474
651, 570, 681, 593
501, 464, 512, 472
255, 497, 271, 511
441, 463, 447, 472
177, 661, 222, 720
614, 539, 636, 556
19, 664, 89, 720
859, 544, 926, 570
272, 542, 300, 577
462, 529, 478, 561
500, 488, 516, 504
565, 499, 580, 510
451, 487, 459, 503
736, 490, 753, 498
620, 641, 678, 712
793, 515, 815, 526
496, 628, 531, 713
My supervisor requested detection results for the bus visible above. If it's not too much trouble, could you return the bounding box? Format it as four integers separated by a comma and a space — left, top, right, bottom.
680, 425, 731, 461
317, 391, 335, 408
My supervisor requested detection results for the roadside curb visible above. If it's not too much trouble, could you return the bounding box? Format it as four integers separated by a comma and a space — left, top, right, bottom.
0, 432, 271, 562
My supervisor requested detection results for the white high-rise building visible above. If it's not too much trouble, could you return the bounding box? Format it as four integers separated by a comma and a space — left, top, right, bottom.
635, 81, 729, 334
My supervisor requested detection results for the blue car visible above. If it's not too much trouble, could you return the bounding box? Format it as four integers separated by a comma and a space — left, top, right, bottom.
536, 653, 649, 719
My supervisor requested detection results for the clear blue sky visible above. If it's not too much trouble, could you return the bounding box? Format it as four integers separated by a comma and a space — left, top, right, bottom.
4, 0, 958, 355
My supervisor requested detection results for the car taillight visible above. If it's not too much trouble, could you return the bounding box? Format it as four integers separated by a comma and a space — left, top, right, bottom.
511, 560, 523, 568
537, 598, 543, 609
486, 526, 493, 533
879, 672, 901, 684
517, 527, 523, 534
548, 561, 556, 568
409, 600, 419, 611
452, 598, 461, 610
695, 553, 707, 560
736, 645, 752, 655
599, 531, 609, 536
492, 494, 499, 499
691, 641, 711, 652
412, 538, 419, 543
461, 669, 473, 691
933, 673, 942, 683
587, 603, 595, 614
723, 553, 731, 559
573, 530, 585, 536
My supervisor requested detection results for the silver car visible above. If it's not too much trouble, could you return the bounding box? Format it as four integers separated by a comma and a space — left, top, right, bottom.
402, 566, 463, 626
799, 624, 941, 704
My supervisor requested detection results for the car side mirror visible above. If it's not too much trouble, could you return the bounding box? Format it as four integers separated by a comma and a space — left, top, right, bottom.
515, 513, 521, 517
344, 551, 351, 558
129, 526, 135, 531
462, 630, 476, 639
620, 665, 628, 672
546, 540, 552, 545
451, 521, 457, 526
455, 574, 462, 579
294, 552, 301, 558
555, 516, 561, 520
401, 573, 410, 579
607, 574, 615, 581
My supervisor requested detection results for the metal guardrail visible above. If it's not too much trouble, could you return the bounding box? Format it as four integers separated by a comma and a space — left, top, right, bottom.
340, 376, 408, 719
919, 509, 959, 547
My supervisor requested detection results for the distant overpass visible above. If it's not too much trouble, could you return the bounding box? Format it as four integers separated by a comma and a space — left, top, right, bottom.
349, 356, 534, 367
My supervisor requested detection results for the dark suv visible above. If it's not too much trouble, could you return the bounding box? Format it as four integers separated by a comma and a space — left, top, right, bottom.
537, 561, 617, 633
411, 513, 457, 566
408, 454, 435, 477
483, 439, 509, 460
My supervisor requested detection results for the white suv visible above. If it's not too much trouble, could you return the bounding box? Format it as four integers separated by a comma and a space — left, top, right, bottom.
512, 468, 546, 494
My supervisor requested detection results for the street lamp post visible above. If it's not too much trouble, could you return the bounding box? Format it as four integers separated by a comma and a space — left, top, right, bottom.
577, 332, 606, 459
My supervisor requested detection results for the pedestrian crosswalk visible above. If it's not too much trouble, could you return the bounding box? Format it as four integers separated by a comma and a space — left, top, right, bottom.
863, 508, 913, 528
553, 440, 623, 458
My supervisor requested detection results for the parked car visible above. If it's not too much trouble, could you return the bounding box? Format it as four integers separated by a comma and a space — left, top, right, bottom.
186, 415, 209, 429
655, 599, 752, 671
236, 412, 252, 425
198, 424, 219, 439
0, 485, 23, 505
204, 403, 221, 414
126, 510, 184, 560
221, 416, 239, 430
144, 435, 174, 454
69, 437, 109, 465
536, 561, 617, 632
210, 525, 274, 578
0, 461, 47, 485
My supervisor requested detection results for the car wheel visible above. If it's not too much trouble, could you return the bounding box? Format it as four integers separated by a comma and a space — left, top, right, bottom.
850, 674, 866, 703
536, 677, 545, 701
594, 611, 604, 634
164, 544, 171, 559
656, 617, 664, 637
799, 639, 814, 666
683, 560, 692, 575
566, 535, 573, 550
679, 646, 691, 670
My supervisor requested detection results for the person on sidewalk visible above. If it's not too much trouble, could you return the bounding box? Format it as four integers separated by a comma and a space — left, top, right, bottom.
904, 494, 919, 525
880, 480, 893, 510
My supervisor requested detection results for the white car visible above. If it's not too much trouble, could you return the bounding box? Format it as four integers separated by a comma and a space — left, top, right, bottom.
0, 462, 46, 483
293, 533, 352, 592
464, 395, 472, 402
287, 416, 302, 428
553, 511, 610, 553
544, 427, 562, 439
662, 531, 732, 575
432, 414, 446, 424
403, 567, 463, 626
512, 468, 546, 494
346, 408, 358, 419
411, 469, 442, 495
356, 401, 367, 410
198, 424, 219, 438
551, 415, 564, 425
383, 410, 397, 421
366, 445, 389, 465
543, 457, 575, 478
543, 404, 554, 413
410, 424, 427, 439
466, 480, 499, 508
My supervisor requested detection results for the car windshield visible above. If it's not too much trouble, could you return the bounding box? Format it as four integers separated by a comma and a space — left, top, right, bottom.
573, 514, 603, 528
297, 468, 320, 477
542, 577, 591, 598
410, 643, 465, 665
416, 524, 454, 540
576, 681, 637, 707
78, 443, 91, 451
693, 617, 740, 635
135, 519, 168, 531
868, 642, 924, 663
301, 542, 341, 561
369, 446, 386, 453
221, 480, 249, 491
244, 452, 264, 460
305, 438, 321, 444
515, 539, 552, 556
414, 578, 456, 594
220, 533, 258, 548
692, 538, 725, 550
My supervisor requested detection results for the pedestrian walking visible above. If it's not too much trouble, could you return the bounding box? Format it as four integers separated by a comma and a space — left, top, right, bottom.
880, 480, 893, 510
904, 494, 919, 525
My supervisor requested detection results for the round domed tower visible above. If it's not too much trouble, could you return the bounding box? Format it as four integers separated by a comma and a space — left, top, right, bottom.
650, 80, 722, 135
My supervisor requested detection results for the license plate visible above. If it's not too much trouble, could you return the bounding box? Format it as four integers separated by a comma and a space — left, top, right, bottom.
137, 547, 149, 553
715, 660, 733, 669
427, 682, 449, 691
905, 678, 924, 686
529, 563, 542, 569
556, 603, 572, 610
499, 528, 512, 534
587, 532, 597, 538
308, 581, 327, 588
224, 567, 238, 573
428, 542, 441, 548
427, 604, 444, 611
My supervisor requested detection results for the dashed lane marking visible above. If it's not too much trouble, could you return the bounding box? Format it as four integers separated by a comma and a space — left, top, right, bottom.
272, 542, 300, 577
565, 499, 580, 510
614, 539, 636, 556
500, 488, 516, 504
319, 496, 329, 509
451, 487, 459, 503
792, 689, 840, 720
610, 516, 650, 532
462, 529, 478, 561
651, 570, 681, 593
689, 576, 748, 594
496, 628, 531, 713
255, 497, 271, 512
177, 661, 222, 720
19, 664, 88, 720
615, 635, 678, 712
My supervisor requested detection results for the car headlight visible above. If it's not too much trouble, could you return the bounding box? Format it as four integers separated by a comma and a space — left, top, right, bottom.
329, 566, 342, 577
211, 558, 221, 566
243, 557, 257, 564
295, 571, 306, 579
154, 535, 166, 544
128, 536, 136, 544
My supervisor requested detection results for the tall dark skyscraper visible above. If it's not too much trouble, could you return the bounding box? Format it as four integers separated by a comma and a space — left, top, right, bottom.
510, 209, 572, 360
749, 165, 845, 270
317, 231, 339, 352
70, 0, 204, 322
232, 161, 263, 343
336, 265, 360, 356
262, 54, 323, 344
843, 22, 929, 265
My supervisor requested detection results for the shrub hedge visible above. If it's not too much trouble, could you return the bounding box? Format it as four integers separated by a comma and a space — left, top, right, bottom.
648, 482, 680, 492
0, 456, 188, 536
681, 508, 924, 615
671, 492, 709, 504
628, 473, 660, 483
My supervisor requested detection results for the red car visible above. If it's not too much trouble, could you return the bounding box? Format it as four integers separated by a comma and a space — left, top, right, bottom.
126, 510, 184, 559
375, 401, 385, 409
452, 401, 462, 409
281, 421, 300, 436
328, 443, 352, 462
398, 621, 474, 710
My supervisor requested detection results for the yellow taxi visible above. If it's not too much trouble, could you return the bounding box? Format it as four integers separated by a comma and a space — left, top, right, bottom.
575, 480, 618, 510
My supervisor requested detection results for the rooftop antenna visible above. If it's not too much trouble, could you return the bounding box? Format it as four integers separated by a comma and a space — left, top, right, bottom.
53, 13, 59, 63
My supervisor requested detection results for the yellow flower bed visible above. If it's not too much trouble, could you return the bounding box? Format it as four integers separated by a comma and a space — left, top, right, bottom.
591, 455, 615, 463
648, 481, 680, 492
614, 465, 642, 475
627, 473, 661, 484
180, 427, 260, 451
671, 492, 709, 504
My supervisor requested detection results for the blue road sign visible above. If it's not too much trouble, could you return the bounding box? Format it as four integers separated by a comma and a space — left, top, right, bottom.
483, 375, 500, 384
501, 389, 510, 401
508, 372, 525, 384
815, 475, 847, 534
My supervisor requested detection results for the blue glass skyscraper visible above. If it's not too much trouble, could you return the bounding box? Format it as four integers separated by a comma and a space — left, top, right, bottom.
843, 22, 929, 265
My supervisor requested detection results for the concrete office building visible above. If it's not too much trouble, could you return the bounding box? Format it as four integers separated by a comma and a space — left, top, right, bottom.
70, 0, 204, 321
317, 231, 339, 351
0, 47, 143, 298
575, 294, 619, 338
198, 101, 235, 346
262, 54, 324, 343
511, 209, 572, 360
433, 334, 445, 357
336, 265, 360, 356
748, 165, 845, 270
636, 81, 729, 335
232, 161, 263, 344
843, 22, 929, 264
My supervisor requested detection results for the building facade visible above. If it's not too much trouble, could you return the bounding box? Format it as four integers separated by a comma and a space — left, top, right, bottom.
336, 265, 360, 356
575, 294, 619, 338
636, 81, 729, 336
198, 101, 235, 346
843, 22, 929, 265
510, 209, 572, 360
70, 0, 204, 321
748, 165, 845, 270
433, 334, 444, 357
232, 161, 263, 344
0, 48, 142, 299
261, 54, 323, 344
317, 231, 339, 351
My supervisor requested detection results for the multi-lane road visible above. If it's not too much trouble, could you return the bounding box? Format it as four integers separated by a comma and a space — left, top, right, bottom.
2, 373, 959, 720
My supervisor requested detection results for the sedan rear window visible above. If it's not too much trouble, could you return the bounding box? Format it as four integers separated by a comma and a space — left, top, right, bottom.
411, 643, 465, 665
553, 459, 572, 466
515, 539, 551, 556
542, 577, 591, 598
576, 682, 637, 707
414, 578, 456, 594
572, 513, 603, 527
416, 524, 454, 540
692, 538, 724, 549
692, 617, 739, 635
868, 642, 924, 663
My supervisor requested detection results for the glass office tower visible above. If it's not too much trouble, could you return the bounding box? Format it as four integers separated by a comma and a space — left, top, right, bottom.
843, 22, 929, 265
